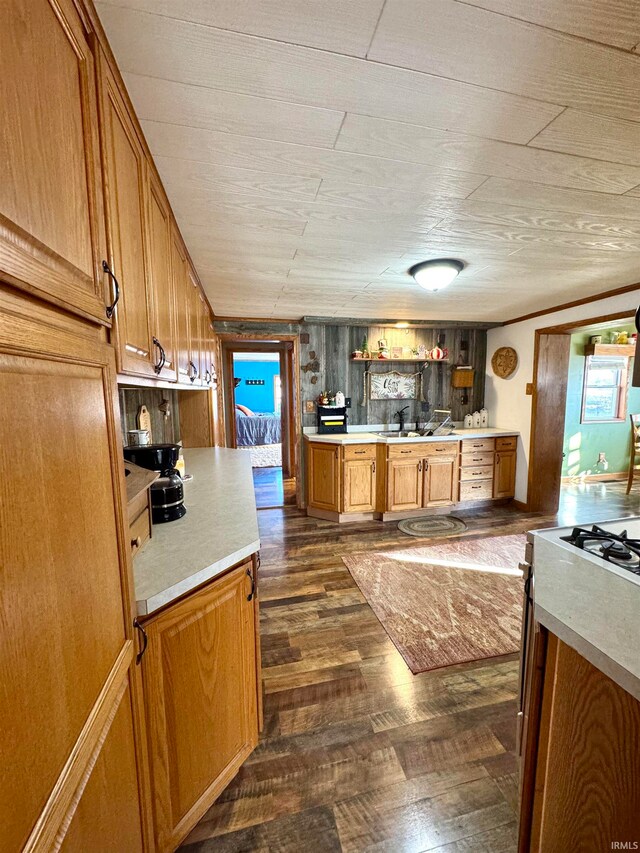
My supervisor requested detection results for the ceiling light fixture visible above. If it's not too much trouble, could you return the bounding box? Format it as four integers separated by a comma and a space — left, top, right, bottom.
409, 259, 464, 292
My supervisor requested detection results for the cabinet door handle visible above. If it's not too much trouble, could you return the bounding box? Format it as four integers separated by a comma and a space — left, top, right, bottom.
152, 337, 166, 375
131, 535, 142, 548
496, 454, 501, 463
246, 567, 255, 601
133, 618, 148, 665
103, 260, 120, 319
205, 369, 212, 384
418, 460, 422, 472
189, 360, 198, 382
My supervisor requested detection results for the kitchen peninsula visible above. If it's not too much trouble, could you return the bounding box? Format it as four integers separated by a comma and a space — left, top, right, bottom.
305, 428, 519, 522
132, 449, 262, 852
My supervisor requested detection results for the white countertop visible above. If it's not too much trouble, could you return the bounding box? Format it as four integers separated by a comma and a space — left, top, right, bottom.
133, 448, 260, 616
531, 519, 640, 700
304, 427, 519, 445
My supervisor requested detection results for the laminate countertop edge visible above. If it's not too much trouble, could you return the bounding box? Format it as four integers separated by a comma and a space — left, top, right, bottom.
132, 447, 261, 617
304, 428, 520, 445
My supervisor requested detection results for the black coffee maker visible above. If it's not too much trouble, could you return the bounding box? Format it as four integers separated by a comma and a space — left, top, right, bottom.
123, 443, 186, 523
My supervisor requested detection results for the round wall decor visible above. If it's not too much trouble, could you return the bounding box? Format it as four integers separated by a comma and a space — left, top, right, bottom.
491, 346, 518, 378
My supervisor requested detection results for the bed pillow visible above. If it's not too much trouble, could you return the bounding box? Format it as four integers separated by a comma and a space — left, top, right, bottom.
236, 404, 254, 416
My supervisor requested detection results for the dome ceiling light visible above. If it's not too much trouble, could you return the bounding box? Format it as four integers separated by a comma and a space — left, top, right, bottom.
409, 259, 465, 291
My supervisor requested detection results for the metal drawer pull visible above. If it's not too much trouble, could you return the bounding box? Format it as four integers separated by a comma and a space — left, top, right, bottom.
372, 461, 376, 473
472, 485, 482, 490
133, 618, 148, 665
103, 260, 120, 319
355, 450, 366, 454
131, 535, 142, 549
246, 567, 255, 601
189, 360, 198, 382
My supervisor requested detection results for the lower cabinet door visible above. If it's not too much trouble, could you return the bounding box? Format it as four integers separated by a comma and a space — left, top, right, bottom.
494, 449, 516, 498
423, 456, 458, 507
61, 681, 145, 853
387, 457, 422, 511
142, 563, 259, 852
343, 458, 376, 512
308, 442, 341, 511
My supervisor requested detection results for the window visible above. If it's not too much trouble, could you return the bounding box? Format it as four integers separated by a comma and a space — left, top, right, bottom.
581, 355, 629, 423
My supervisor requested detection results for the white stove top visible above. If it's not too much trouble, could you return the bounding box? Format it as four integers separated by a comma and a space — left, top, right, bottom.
532, 516, 640, 588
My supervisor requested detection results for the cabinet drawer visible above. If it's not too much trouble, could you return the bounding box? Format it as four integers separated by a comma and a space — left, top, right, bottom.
344, 444, 376, 460
387, 443, 429, 457
130, 507, 150, 556
460, 480, 494, 501
460, 465, 493, 482
461, 438, 495, 453
496, 436, 517, 450
127, 489, 149, 525
460, 451, 494, 467
423, 442, 458, 457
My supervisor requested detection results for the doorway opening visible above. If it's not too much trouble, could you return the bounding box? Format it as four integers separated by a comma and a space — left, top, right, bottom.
529, 309, 640, 515
221, 337, 300, 509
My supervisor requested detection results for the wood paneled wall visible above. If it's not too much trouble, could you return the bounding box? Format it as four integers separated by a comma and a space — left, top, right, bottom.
119, 387, 181, 445
214, 320, 487, 427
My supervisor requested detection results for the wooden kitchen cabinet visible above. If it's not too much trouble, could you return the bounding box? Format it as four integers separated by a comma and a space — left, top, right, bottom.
98, 52, 157, 378
171, 227, 192, 385
423, 454, 458, 507
141, 561, 260, 852
60, 682, 145, 853
0, 0, 107, 323
147, 171, 178, 382
343, 457, 377, 513
0, 288, 149, 850
494, 449, 516, 498
187, 266, 204, 386
520, 632, 640, 852
308, 442, 342, 511
387, 456, 423, 512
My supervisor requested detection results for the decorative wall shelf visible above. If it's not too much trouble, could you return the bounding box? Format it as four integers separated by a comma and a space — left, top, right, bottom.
583, 343, 636, 357
352, 358, 450, 364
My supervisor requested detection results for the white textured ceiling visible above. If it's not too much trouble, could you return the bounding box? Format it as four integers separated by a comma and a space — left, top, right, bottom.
96, 0, 640, 322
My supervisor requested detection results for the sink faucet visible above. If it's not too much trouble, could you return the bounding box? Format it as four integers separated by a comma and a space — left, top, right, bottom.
394, 406, 410, 432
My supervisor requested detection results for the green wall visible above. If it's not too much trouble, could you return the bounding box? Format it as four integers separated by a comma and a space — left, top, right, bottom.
562, 325, 638, 477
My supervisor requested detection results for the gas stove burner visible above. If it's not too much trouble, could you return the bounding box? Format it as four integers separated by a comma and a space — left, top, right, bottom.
560, 525, 640, 574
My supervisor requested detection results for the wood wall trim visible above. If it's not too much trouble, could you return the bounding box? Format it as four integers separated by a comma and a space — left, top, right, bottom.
23, 641, 134, 852
503, 282, 640, 326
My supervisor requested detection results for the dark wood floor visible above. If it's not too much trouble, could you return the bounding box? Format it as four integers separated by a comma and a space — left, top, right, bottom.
180, 481, 640, 852
252, 466, 297, 509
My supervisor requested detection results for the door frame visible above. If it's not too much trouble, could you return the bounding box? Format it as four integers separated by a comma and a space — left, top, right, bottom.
527, 308, 636, 513
220, 334, 302, 506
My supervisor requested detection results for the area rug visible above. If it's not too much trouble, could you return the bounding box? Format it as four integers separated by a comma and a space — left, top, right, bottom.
398, 515, 467, 538
342, 534, 526, 674
237, 443, 282, 468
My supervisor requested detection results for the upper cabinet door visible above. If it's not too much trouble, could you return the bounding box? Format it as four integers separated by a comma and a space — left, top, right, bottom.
0, 0, 107, 322
97, 52, 156, 377
147, 173, 177, 381
171, 230, 192, 385
187, 267, 203, 387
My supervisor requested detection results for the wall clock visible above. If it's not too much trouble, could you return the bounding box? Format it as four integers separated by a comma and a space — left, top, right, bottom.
491, 346, 518, 378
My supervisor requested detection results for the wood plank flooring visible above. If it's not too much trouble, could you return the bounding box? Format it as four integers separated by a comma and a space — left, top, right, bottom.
180, 481, 640, 852
252, 467, 297, 509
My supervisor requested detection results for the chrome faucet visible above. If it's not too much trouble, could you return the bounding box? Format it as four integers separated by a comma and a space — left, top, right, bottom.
394, 406, 410, 432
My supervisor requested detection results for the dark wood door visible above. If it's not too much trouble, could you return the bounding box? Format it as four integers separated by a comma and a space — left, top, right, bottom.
528, 333, 571, 513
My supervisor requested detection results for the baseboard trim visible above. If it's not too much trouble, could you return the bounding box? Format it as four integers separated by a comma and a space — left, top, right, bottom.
561, 472, 626, 484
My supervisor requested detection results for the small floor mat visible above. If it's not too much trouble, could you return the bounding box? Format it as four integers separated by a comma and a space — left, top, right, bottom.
398, 515, 468, 538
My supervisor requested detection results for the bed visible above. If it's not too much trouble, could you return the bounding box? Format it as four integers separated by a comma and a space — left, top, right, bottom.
235, 407, 282, 446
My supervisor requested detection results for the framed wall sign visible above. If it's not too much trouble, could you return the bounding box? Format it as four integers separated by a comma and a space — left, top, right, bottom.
367, 370, 421, 400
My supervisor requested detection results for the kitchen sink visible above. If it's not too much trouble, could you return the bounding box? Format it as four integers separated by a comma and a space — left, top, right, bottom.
375, 429, 458, 438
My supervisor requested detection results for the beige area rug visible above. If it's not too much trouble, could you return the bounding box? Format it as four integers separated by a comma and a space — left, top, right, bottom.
237, 443, 282, 468
342, 534, 526, 674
